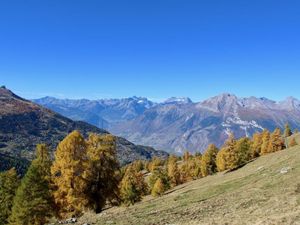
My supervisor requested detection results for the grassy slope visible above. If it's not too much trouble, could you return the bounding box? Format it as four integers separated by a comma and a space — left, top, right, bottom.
78, 142, 300, 225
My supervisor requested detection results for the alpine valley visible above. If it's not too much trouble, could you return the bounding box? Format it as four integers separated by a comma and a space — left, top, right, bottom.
34, 93, 300, 154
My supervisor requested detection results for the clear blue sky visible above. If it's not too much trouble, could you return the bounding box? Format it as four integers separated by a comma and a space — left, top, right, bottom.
1, 0, 300, 102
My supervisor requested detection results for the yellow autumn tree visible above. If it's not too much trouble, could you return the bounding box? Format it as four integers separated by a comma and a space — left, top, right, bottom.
201, 144, 218, 177
232, 137, 251, 168
251, 132, 263, 158
267, 128, 285, 153
216, 133, 236, 171
51, 131, 89, 218
183, 151, 191, 162
120, 165, 148, 205
86, 134, 120, 213
289, 137, 298, 147
148, 157, 164, 172
167, 155, 181, 187
151, 178, 166, 197
260, 129, 271, 155
189, 155, 202, 179
284, 123, 293, 138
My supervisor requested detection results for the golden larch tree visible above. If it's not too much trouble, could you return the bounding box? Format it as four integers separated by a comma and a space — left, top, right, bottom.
51, 131, 89, 218
151, 178, 165, 197
120, 165, 148, 205
201, 144, 218, 177
251, 132, 263, 158
216, 133, 236, 171
260, 129, 271, 155
289, 137, 298, 147
267, 128, 285, 153
167, 155, 181, 187
86, 133, 120, 212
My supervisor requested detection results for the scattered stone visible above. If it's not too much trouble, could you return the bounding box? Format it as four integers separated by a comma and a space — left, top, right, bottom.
58, 217, 77, 224
257, 166, 264, 171
280, 167, 292, 174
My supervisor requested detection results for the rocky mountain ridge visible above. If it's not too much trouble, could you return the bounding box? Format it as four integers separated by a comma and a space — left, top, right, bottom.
34, 93, 300, 154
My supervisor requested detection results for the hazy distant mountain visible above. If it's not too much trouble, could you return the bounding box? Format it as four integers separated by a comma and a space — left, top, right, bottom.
0, 87, 167, 173
34, 93, 300, 154
34, 96, 155, 129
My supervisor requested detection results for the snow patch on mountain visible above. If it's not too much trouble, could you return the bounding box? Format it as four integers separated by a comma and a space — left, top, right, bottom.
222, 116, 264, 130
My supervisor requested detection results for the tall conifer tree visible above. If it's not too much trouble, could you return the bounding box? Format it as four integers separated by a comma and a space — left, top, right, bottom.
251, 132, 263, 158
120, 166, 147, 205
201, 144, 218, 177
51, 131, 89, 218
268, 128, 285, 153
260, 129, 271, 155
9, 144, 53, 225
86, 134, 120, 212
0, 168, 19, 225
284, 123, 293, 138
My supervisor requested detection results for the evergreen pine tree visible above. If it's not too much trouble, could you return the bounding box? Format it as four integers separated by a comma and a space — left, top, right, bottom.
284, 123, 293, 138
0, 168, 19, 225
51, 131, 89, 218
201, 144, 218, 177
9, 144, 53, 225
86, 134, 120, 213
35, 144, 52, 181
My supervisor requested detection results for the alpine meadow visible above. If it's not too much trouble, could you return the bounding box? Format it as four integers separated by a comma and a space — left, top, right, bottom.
1, 1, 300, 225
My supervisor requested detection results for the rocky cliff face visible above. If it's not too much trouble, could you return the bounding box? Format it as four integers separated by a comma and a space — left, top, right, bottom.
34, 93, 300, 154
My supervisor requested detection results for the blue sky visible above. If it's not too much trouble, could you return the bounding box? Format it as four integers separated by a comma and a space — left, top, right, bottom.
1, 0, 300, 102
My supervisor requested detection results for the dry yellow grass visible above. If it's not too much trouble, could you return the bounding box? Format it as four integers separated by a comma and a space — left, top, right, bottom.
76, 142, 300, 225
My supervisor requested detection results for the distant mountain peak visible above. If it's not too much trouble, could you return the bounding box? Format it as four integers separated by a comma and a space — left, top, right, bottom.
0, 87, 29, 104
279, 96, 300, 111
33, 92, 300, 154
0, 86, 17, 98
164, 97, 192, 104
198, 93, 238, 112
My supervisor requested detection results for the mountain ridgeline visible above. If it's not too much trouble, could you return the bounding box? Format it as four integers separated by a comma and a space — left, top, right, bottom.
0, 87, 168, 173
34, 94, 300, 154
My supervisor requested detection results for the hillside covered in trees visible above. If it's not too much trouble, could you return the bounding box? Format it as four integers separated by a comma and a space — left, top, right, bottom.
77, 133, 300, 225
0, 86, 168, 174
0, 121, 297, 224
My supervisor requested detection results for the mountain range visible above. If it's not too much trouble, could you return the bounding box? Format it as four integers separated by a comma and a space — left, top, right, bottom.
34, 93, 300, 154
0, 87, 167, 173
